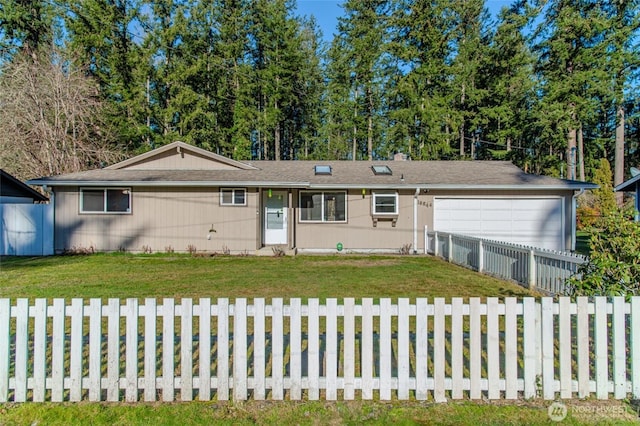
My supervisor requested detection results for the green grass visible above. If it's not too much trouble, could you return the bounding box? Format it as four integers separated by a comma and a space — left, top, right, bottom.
1, 400, 637, 425
5, 253, 607, 425
0, 253, 536, 301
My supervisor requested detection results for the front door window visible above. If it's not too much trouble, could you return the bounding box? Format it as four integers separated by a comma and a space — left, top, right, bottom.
264, 191, 288, 245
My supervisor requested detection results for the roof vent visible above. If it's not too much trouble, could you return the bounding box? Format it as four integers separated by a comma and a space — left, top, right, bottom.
371, 165, 392, 175
314, 165, 332, 175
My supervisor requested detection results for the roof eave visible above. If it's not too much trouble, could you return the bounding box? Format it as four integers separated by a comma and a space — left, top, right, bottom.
28, 180, 598, 191
27, 179, 311, 188
615, 175, 640, 192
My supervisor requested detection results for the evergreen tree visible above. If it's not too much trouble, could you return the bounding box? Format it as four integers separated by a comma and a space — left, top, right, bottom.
209, 0, 254, 159
64, 0, 148, 150
601, 0, 640, 202
478, 2, 536, 162
533, 0, 611, 179
449, 0, 490, 159
0, 0, 54, 61
249, 0, 313, 160
140, 1, 192, 146
388, 0, 458, 160
325, 0, 390, 160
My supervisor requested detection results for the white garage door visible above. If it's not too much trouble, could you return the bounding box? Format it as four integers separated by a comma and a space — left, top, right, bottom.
433, 198, 565, 250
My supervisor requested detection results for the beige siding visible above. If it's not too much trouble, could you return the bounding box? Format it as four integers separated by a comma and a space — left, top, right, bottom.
125, 149, 240, 170
54, 185, 576, 254
294, 190, 430, 252
54, 187, 258, 253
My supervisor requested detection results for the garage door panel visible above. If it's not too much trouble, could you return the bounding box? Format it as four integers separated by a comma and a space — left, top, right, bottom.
434, 197, 564, 250
481, 199, 513, 210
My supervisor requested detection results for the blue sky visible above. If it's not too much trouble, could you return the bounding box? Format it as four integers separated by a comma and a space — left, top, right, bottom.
295, 0, 515, 42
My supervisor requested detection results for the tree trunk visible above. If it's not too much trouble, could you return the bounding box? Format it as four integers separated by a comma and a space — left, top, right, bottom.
459, 83, 465, 157
352, 87, 358, 161
367, 87, 373, 161
274, 77, 280, 161
567, 127, 577, 180
615, 105, 625, 206
471, 133, 476, 159
577, 124, 585, 181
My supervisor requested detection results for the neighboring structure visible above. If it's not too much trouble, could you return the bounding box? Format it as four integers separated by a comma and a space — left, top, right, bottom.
614, 169, 640, 221
1, 169, 48, 204
29, 141, 596, 254
1, 169, 53, 256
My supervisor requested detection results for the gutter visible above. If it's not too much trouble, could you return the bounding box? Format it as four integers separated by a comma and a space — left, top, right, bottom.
27, 180, 311, 188
27, 179, 598, 192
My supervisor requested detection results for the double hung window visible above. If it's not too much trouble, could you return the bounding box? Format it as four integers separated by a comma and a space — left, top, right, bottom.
81, 188, 131, 213
299, 191, 346, 222
220, 188, 247, 206
372, 192, 398, 215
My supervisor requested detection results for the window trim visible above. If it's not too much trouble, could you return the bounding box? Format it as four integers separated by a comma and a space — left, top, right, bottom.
298, 190, 348, 223
80, 187, 132, 214
220, 188, 247, 206
372, 191, 399, 215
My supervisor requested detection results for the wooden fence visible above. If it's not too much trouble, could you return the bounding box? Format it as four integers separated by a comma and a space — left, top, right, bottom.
426, 230, 586, 295
1, 297, 639, 403
0, 203, 54, 256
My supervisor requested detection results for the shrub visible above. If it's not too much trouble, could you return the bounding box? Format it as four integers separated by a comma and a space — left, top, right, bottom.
568, 209, 640, 298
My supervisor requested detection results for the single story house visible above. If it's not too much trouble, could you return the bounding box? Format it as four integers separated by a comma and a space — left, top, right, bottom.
614, 169, 640, 221
1, 169, 48, 204
28, 141, 596, 254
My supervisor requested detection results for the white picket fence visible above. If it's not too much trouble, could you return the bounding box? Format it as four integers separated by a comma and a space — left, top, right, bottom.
0, 203, 54, 256
426, 231, 587, 295
1, 297, 639, 403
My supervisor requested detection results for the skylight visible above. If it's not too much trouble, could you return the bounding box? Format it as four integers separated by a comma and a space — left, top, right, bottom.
314, 165, 332, 175
371, 165, 392, 175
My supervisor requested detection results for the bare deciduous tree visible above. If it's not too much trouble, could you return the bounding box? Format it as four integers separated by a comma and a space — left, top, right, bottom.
0, 47, 123, 180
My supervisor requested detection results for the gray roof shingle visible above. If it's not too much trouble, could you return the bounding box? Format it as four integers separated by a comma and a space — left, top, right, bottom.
29, 159, 595, 190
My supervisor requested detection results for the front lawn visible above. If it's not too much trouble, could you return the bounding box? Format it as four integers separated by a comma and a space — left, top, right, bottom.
0, 253, 536, 301
3, 254, 638, 425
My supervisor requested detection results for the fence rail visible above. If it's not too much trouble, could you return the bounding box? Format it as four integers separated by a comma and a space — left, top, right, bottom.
1, 297, 639, 403
425, 230, 586, 295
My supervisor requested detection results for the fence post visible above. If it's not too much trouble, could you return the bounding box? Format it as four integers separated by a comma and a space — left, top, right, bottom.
478, 240, 484, 273
448, 233, 453, 262
528, 249, 536, 290
424, 226, 428, 254
434, 231, 439, 257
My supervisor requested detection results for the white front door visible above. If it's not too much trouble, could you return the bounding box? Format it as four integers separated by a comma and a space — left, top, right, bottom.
264, 191, 288, 245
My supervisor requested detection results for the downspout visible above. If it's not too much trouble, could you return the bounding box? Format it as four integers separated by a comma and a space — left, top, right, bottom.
42, 185, 54, 255
571, 188, 585, 251
413, 188, 420, 254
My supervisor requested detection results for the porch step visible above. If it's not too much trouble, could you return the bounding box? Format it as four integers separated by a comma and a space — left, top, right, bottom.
255, 246, 297, 257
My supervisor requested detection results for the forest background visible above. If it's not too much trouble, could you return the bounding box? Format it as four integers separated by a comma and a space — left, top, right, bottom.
1, 0, 639, 194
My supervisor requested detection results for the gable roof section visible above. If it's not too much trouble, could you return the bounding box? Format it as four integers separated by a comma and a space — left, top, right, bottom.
107, 141, 257, 171
1, 169, 48, 202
